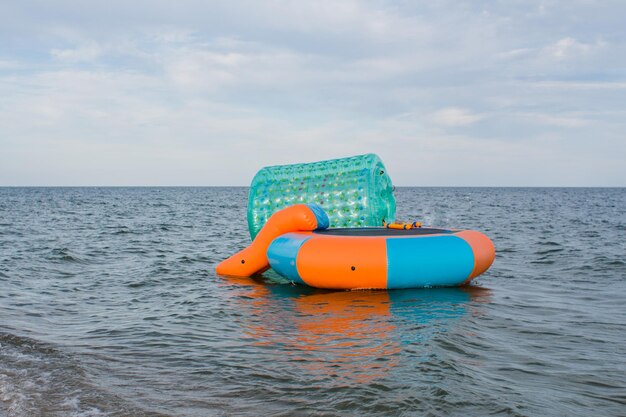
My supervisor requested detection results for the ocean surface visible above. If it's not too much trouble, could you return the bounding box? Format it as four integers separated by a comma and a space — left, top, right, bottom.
1, 187, 625, 416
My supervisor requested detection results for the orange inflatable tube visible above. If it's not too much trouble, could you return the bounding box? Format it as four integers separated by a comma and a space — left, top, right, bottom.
215, 204, 329, 277
267, 227, 496, 289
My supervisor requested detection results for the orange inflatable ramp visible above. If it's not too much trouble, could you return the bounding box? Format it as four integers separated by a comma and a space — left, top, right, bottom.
215, 204, 329, 277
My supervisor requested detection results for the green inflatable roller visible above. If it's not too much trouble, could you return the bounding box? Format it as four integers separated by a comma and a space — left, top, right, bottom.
247, 154, 396, 240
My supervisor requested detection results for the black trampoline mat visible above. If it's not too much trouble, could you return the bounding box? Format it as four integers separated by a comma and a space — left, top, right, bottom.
313, 227, 453, 236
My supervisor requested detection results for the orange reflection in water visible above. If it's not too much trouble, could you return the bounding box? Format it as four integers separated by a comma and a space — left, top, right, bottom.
290, 290, 401, 384
218, 275, 489, 385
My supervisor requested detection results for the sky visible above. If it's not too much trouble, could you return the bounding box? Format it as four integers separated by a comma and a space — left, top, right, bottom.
1, 0, 625, 186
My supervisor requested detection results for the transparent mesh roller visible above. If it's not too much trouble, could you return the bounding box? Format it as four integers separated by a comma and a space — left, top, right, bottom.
247, 154, 396, 240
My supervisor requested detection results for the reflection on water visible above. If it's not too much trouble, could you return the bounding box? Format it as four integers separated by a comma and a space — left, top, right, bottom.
291, 290, 399, 384
221, 275, 491, 385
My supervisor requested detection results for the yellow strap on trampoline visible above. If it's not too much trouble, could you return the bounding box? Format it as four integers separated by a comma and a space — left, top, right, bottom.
385, 221, 422, 230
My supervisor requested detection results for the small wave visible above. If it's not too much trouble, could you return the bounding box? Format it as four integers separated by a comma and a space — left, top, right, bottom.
0, 332, 155, 417
177, 255, 200, 264
530, 258, 556, 265
534, 248, 564, 255
537, 241, 562, 247
105, 226, 138, 236
496, 247, 517, 253
126, 279, 159, 288
590, 256, 626, 272
48, 248, 85, 264
121, 248, 148, 255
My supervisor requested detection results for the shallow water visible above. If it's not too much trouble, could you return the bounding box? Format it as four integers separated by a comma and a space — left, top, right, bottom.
1, 187, 625, 416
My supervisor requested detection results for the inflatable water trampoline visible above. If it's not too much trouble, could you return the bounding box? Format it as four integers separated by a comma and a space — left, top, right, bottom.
216, 155, 495, 290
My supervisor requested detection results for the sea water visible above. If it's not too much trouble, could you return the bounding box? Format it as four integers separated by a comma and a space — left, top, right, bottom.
1, 187, 625, 416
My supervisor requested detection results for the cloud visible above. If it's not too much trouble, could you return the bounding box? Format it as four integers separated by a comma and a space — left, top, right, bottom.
430, 108, 485, 127
51, 42, 103, 62
516, 112, 593, 128
532, 81, 626, 89
1, 0, 625, 185
546, 37, 605, 60
0, 59, 22, 69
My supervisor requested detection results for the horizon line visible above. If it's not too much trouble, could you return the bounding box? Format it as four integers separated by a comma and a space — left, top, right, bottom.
1, 185, 625, 188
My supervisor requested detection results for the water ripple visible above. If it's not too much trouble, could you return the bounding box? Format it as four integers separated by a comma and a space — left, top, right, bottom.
0, 187, 625, 416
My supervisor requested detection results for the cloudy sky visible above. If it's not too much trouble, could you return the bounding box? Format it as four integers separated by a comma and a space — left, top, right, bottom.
1, 1, 625, 186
